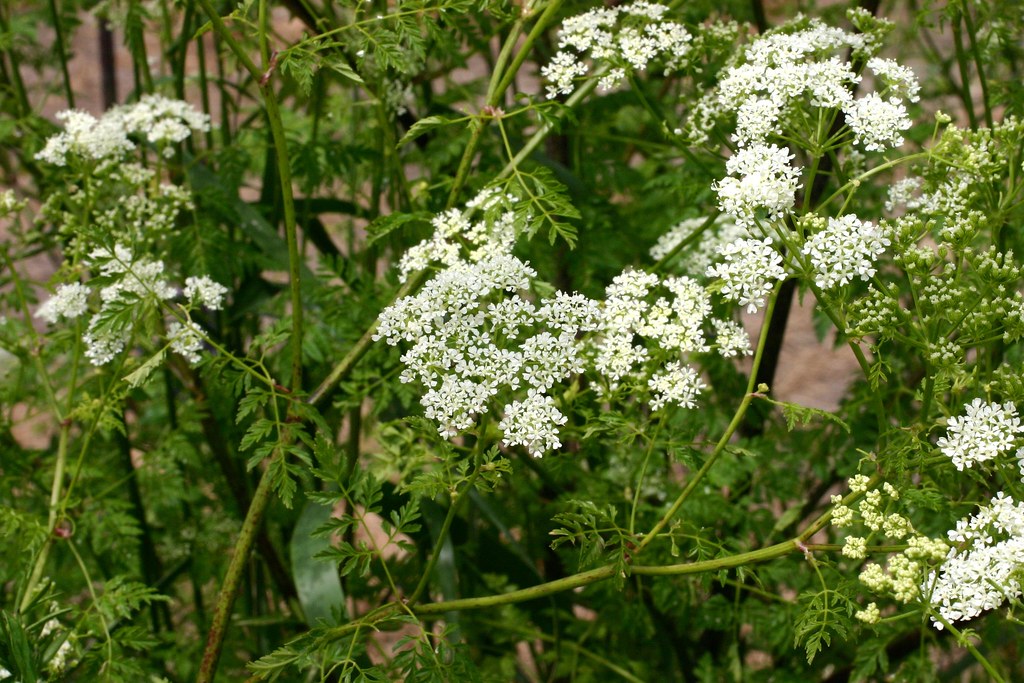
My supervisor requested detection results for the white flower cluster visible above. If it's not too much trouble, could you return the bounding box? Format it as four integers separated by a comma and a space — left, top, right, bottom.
689, 17, 917, 152
36, 282, 90, 324
184, 276, 229, 310
112, 94, 211, 150
376, 253, 598, 456
541, 1, 692, 98
595, 271, 708, 406
377, 192, 759, 452
705, 237, 787, 313
844, 92, 912, 152
35, 246, 226, 368
801, 214, 891, 290
36, 95, 209, 166
925, 493, 1024, 629
39, 616, 73, 674
713, 144, 802, 229
396, 187, 518, 281
647, 361, 705, 410
0, 188, 25, 216
36, 109, 134, 166
937, 398, 1024, 471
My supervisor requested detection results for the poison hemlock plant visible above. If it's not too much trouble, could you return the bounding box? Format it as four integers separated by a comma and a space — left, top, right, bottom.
3, 0, 1024, 680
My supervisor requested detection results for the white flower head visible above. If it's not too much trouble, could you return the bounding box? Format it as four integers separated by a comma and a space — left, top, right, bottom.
844, 93, 912, 151
499, 390, 568, 457
801, 214, 890, 290
866, 58, 921, 103
715, 144, 802, 227
925, 493, 1024, 629
648, 360, 706, 410
937, 398, 1024, 470
706, 237, 787, 313
711, 318, 751, 357
184, 276, 229, 310
36, 110, 134, 166
36, 282, 90, 324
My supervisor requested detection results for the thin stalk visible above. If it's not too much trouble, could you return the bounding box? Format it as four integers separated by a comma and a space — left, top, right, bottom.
491, 0, 564, 101
950, 11, 979, 130
931, 613, 1006, 682
47, 0, 75, 107
445, 22, 522, 208
18, 424, 70, 614
961, 6, 993, 129
629, 417, 664, 536
413, 534, 808, 616
196, 455, 278, 683
635, 286, 780, 554
407, 461, 483, 606
0, 8, 31, 119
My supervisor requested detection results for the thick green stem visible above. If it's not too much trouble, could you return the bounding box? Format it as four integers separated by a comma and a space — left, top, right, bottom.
18, 424, 70, 614
196, 456, 277, 683
194, 3, 303, 679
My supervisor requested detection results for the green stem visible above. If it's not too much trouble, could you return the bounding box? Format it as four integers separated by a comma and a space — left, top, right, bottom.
47, 0, 75, 107
492, 0, 564, 101
932, 612, 1006, 682
195, 454, 278, 683
18, 424, 70, 614
960, 6, 994, 129
446, 0, 563, 208
635, 285, 780, 554
0, 7, 31, 119
407, 462, 483, 606
414, 564, 616, 615
629, 417, 664, 536
260, 55, 304, 395
950, 11, 979, 131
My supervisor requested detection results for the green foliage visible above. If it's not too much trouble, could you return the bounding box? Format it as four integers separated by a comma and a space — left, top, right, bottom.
4, 0, 1024, 680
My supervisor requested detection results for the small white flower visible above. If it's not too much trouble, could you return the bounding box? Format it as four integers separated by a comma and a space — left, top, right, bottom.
855, 602, 880, 624
83, 322, 128, 366
801, 214, 890, 290
842, 536, 867, 559
168, 320, 206, 365
937, 398, 1024, 470
184, 276, 229, 310
925, 493, 1024, 629
541, 51, 589, 99
711, 318, 751, 357
648, 360, 706, 410
36, 110, 134, 166
36, 283, 90, 324
714, 144, 802, 227
499, 390, 568, 457
866, 57, 920, 102
706, 237, 786, 313
844, 93, 911, 151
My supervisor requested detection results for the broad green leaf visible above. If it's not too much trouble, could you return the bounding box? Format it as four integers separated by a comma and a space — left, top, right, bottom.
290, 499, 346, 626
